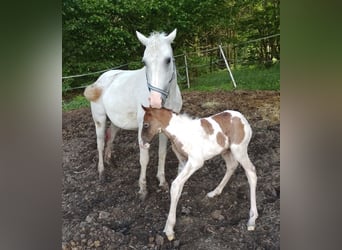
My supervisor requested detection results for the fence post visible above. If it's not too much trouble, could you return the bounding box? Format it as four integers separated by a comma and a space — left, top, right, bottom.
184, 53, 190, 88
219, 44, 237, 88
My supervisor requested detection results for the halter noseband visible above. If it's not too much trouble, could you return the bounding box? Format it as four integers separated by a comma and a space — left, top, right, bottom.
146, 61, 175, 103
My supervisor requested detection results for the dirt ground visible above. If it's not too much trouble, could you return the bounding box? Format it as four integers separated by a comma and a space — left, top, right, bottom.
62, 90, 280, 250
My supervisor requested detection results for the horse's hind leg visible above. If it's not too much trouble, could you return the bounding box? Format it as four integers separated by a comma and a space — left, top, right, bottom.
207, 150, 238, 198
104, 123, 120, 164
157, 133, 168, 189
91, 103, 107, 182
230, 144, 258, 231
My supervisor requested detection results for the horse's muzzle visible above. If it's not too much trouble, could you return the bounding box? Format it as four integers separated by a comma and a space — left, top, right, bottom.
149, 91, 162, 109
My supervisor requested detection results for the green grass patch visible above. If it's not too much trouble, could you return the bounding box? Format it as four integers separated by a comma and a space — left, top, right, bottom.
62, 64, 279, 111
183, 63, 280, 91
62, 95, 90, 111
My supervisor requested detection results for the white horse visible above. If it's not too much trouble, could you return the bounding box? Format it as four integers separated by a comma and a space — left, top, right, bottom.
84, 29, 183, 199
141, 106, 258, 241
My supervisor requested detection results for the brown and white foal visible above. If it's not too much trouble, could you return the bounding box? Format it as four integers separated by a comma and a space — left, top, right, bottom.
141, 106, 258, 241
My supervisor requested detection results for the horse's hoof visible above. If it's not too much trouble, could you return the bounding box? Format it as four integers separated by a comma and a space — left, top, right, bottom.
166, 233, 175, 241
99, 172, 106, 184
139, 190, 148, 201
207, 191, 217, 198
247, 224, 255, 231
104, 157, 111, 165
159, 182, 169, 191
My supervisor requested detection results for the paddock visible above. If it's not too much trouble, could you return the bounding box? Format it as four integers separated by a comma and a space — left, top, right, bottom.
62, 90, 280, 249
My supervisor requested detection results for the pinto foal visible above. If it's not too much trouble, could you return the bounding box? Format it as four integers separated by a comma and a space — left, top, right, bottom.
141, 106, 258, 241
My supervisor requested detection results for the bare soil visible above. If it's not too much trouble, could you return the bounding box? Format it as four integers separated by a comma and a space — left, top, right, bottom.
62, 90, 280, 250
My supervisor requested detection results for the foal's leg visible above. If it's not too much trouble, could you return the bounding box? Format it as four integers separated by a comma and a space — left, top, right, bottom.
171, 144, 187, 174
207, 150, 238, 198
231, 145, 258, 231
157, 133, 168, 189
104, 123, 120, 163
164, 158, 203, 241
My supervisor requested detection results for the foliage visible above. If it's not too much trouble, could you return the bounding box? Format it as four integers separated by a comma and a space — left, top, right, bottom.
63, 0, 280, 90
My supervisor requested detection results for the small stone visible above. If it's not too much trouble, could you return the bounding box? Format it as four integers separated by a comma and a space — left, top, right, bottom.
148, 236, 154, 244
79, 221, 87, 228
94, 240, 101, 247
87, 239, 93, 246
99, 211, 110, 219
155, 234, 164, 246
181, 206, 191, 215
85, 215, 93, 223
211, 210, 224, 221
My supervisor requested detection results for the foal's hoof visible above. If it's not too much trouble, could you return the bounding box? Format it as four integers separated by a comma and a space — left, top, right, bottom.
159, 182, 169, 191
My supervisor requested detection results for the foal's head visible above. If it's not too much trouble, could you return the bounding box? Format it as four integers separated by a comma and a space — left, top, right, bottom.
136, 29, 177, 109
141, 105, 173, 148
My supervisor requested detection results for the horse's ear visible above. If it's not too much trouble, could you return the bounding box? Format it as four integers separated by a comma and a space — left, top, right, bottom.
165, 29, 177, 43
136, 31, 149, 46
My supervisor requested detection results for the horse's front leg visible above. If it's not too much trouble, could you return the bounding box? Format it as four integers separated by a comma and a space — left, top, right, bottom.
138, 126, 149, 200
157, 133, 168, 190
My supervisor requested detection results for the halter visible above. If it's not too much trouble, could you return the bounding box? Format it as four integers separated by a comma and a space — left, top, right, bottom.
146, 60, 175, 104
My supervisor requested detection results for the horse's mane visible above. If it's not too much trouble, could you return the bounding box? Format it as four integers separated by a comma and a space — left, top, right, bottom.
149, 31, 167, 39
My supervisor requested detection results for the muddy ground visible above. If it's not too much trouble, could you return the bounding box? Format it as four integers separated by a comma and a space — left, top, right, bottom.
62, 90, 280, 250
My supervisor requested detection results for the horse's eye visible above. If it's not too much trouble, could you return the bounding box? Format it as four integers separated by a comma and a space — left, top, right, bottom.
143, 123, 149, 129
165, 57, 171, 64
142, 59, 146, 65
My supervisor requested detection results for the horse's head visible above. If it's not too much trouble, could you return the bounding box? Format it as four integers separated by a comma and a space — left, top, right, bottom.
140, 105, 172, 148
136, 29, 177, 109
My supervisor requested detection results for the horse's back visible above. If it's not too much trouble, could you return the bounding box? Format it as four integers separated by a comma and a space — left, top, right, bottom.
102, 68, 149, 130
84, 70, 123, 102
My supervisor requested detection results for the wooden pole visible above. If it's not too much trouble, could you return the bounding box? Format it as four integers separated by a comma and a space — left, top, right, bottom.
219, 44, 237, 88
184, 53, 190, 88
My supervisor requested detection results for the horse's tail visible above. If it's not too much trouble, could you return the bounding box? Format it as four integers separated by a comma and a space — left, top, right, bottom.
84, 82, 102, 102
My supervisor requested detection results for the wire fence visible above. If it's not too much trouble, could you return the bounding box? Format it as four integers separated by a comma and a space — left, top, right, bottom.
62, 34, 280, 91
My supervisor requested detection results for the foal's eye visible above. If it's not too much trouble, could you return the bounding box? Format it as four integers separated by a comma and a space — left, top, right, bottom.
165, 57, 171, 64
143, 123, 149, 129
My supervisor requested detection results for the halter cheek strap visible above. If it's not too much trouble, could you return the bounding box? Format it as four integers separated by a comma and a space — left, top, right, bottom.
146, 61, 175, 103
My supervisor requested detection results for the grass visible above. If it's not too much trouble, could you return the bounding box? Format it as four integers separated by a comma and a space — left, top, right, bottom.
183, 63, 280, 91
62, 63, 280, 111
62, 94, 90, 111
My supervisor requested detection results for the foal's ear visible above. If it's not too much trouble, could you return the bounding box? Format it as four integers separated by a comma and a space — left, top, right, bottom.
136, 31, 149, 46
165, 29, 177, 43
141, 105, 148, 111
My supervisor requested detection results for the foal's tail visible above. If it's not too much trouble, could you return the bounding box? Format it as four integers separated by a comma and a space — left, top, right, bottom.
84, 83, 102, 102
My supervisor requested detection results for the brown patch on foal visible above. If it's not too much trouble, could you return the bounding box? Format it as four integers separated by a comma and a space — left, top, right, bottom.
212, 112, 245, 144
200, 119, 214, 135
84, 85, 102, 102
216, 132, 226, 148
169, 134, 188, 160
231, 117, 245, 144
